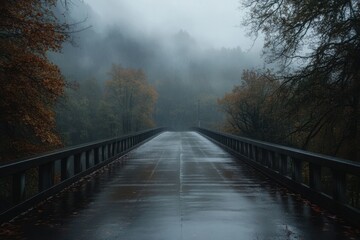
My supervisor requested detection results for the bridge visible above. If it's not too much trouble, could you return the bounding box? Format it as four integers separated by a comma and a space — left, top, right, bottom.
0, 128, 359, 239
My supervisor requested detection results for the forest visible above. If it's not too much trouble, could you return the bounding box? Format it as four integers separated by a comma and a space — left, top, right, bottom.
0, 0, 359, 162
219, 0, 360, 162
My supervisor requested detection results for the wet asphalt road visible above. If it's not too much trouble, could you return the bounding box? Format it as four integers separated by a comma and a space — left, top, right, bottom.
1, 132, 359, 240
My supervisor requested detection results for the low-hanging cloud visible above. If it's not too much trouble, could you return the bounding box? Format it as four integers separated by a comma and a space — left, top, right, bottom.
51, 0, 265, 130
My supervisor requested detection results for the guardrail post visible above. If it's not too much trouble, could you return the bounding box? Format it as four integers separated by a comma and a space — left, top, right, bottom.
101, 146, 105, 161
85, 150, 91, 169
116, 141, 120, 154
39, 162, 55, 191
332, 171, 346, 203
256, 147, 262, 163
245, 143, 249, 157
74, 153, 82, 175
309, 163, 321, 190
107, 144, 111, 158
274, 153, 280, 172
280, 154, 288, 175
61, 156, 71, 181
250, 145, 255, 160
262, 149, 268, 166
268, 151, 274, 169
12, 171, 26, 204
292, 158, 302, 183
94, 147, 99, 165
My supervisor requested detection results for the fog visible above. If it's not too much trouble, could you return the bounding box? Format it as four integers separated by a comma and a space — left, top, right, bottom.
51, 0, 265, 135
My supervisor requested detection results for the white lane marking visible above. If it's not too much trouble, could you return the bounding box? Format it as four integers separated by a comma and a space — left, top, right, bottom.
196, 139, 228, 182
179, 132, 184, 240
148, 150, 164, 180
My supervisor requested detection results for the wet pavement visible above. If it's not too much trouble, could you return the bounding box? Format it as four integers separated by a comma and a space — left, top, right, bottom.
0, 132, 359, 240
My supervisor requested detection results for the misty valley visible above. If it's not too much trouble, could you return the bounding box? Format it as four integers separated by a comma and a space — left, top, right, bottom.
0, 0, 360, 239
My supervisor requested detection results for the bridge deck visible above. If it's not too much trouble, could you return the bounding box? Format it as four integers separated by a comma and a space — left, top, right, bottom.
0, 132, 357, 239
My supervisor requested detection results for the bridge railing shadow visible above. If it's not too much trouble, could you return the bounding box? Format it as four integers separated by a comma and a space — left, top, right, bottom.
0, 128, 166, 223
193, 127, 360, 226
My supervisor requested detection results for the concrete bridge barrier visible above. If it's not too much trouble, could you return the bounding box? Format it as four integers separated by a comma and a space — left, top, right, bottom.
0, 128, 165, 223
194, 127, 360, 227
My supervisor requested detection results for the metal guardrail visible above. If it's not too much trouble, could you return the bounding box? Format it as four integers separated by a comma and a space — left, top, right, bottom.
0, 128, 165, 223
194, 127, 360, 226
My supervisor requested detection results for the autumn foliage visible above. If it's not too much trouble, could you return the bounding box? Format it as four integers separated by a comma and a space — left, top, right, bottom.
0, 1, 68, 160
218, 70, 288, 144
55, 66, 158, 146
106, 65, 158, 134
219, 68, 359, 161
242, 0, 360, 160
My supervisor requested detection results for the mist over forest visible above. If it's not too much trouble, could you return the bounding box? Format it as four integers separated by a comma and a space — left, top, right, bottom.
2, 1, 360, 238
50, 1, 263, 144
1, 0, 358, 162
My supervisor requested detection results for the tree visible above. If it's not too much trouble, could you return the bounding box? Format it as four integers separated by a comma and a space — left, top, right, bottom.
56, 79, 106, 145
106, 65, 157, 134
0, 1, 69, 160
244, 0, 360, 160
218, 70, 288, 143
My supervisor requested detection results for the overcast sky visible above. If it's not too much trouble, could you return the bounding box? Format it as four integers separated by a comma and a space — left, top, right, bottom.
82, 0, 260, 50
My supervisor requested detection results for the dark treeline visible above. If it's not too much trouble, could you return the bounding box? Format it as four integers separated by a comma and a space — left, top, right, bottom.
56, 65, 157, 145
50, 2, 261, 142
220, 1, 360, 162
1, 0, 263, 160
3, 0, 358, 163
